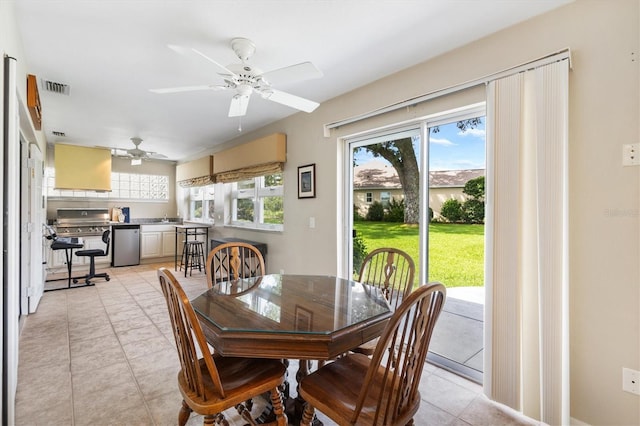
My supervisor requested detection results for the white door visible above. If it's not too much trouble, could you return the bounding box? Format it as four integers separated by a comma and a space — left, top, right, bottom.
20, 140, 30, 315
20, 141, 44, 313
28, 144, 44, 312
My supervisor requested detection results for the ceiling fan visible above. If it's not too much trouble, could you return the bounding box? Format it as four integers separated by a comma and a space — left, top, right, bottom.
112, 137, 168, 165
150, 38, 323, 117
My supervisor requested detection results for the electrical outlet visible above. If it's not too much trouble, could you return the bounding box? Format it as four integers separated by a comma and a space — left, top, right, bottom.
622, 143, 640, 166
623, 368, 640, 395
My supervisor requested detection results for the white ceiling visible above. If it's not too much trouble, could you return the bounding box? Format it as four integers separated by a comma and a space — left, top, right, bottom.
14, 0, 571, 162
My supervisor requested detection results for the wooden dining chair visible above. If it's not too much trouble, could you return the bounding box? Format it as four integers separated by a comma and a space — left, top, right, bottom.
157, 267, 287, 426
205, 242, 266, 288
352, 247, 415, 356
299, 282, 446, 426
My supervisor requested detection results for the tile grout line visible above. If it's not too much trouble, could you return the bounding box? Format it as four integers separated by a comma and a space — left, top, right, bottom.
64, 290, 77, 426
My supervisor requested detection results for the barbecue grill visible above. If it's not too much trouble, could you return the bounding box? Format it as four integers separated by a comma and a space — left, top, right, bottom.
54, 208, 111, 237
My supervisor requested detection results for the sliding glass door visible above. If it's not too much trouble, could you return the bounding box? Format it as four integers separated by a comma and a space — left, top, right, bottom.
347, 127, 422, 281
345, 105, 486, 382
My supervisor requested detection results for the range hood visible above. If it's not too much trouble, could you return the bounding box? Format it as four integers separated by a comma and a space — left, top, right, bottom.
54, 144, 112, 191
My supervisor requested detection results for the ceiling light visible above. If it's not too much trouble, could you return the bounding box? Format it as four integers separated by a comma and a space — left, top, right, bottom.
131, 158, 142, 166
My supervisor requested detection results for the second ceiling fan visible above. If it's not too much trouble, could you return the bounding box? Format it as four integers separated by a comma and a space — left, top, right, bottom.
151, 37, 323, 117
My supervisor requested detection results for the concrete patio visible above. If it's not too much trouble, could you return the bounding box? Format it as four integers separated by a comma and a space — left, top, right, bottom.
429, 286, 485, 383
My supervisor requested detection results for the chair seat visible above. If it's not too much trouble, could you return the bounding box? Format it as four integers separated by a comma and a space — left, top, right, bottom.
299, 353, 419, 426
75, 249, 106, 256
350, 337, 378, 356
178, 354, 286, 415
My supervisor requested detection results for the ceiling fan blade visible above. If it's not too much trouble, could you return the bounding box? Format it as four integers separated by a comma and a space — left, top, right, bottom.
149, 84, 227, 94
190, 48, 237, 78
146, 152, 169, 159
167, 44, 234, 75
228, 94, 250, 117
260, 62, 323, 85
263, 89, 319, 113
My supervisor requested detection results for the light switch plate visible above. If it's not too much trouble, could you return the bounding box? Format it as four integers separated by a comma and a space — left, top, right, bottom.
623, 367, 640, 395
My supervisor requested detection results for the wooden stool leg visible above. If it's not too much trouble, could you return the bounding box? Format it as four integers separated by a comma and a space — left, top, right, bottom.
181, 241, 188, 276
198, 242, 204, 272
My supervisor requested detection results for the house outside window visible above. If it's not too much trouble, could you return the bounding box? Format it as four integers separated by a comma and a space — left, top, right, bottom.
230, 173, 283, 231
366, 192, 372, 203
189, 184, 215, 222
380, 191, 391, 206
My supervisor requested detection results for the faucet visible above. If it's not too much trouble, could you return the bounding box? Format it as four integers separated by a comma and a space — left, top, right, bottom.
162, 213, 168, 223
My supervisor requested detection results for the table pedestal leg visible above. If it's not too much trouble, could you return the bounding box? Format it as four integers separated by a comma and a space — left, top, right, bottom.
284, 360, 322, 426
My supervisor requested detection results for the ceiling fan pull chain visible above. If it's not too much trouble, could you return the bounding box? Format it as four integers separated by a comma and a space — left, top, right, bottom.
238, 116, 242, 132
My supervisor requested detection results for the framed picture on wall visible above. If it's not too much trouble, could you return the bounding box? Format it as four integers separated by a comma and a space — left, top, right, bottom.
298, 163, 316, 199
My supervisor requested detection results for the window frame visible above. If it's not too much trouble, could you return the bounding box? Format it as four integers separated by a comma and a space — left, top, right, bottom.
229, 174, 284, 232
188, 184, 215, 223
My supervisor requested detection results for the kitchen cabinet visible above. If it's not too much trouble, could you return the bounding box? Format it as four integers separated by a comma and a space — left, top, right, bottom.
140, 224, 179, 259
140, 231, 162, 259
162, 230, 176, 257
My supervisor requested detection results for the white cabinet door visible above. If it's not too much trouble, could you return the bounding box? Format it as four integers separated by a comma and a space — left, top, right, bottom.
140, 232, 162, 258
162, 231, 176, 257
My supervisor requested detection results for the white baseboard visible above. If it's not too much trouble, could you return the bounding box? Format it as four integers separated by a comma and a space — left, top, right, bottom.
570, 416, 590, 425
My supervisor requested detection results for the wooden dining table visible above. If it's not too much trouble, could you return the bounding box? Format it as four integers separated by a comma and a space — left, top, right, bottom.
190, 273, 393, 424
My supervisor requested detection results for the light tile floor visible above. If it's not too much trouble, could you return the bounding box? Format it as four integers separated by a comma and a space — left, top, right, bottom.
16, 263, 537, 425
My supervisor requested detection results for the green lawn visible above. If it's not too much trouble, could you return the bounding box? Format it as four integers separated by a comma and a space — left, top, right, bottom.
353, 221, 484, 288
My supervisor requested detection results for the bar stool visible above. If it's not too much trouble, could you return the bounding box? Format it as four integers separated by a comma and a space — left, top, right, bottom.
182, 240, 205, 277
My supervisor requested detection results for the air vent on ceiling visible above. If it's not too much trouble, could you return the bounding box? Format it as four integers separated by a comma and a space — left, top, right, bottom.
42, 79, 70, 95
52, 131, 66, 137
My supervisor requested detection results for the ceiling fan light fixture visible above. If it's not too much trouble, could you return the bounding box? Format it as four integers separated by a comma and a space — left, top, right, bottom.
155, 38, 322, 118
131, 157, 142, 166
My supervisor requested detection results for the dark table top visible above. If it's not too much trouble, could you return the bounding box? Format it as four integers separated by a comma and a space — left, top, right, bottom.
191, 274, 392, 359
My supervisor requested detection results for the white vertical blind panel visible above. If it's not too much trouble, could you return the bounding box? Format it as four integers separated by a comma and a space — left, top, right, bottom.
533, 60, 569, 425
520, 71, 542, 418
488, 72, 523, 409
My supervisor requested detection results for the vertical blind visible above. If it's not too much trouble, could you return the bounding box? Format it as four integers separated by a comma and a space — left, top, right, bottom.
485, 59, 569, 425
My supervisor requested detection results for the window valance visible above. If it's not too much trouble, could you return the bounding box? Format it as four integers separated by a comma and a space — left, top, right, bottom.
213, 133, 286, 183
176, 155, 214, 187
215, 162, 284, 183
178, 175, 216, 188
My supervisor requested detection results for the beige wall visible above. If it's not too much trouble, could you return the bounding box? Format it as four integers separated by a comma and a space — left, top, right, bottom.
206, 1, 639, 424
429, 188, 468, 219
3, 0, 638, 424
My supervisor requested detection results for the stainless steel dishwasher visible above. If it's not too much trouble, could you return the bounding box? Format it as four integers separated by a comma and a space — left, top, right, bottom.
111, 224, 140, 266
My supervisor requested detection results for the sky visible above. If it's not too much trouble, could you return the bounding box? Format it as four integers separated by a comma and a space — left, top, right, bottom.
354, 118, 486, 171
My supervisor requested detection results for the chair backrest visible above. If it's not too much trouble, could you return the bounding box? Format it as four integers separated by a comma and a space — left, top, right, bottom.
357, 248, 415, 309
205, 242, 265, 289
102, 230, 111, 256
353, 282, 446, 425
157, 267, 226, 400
